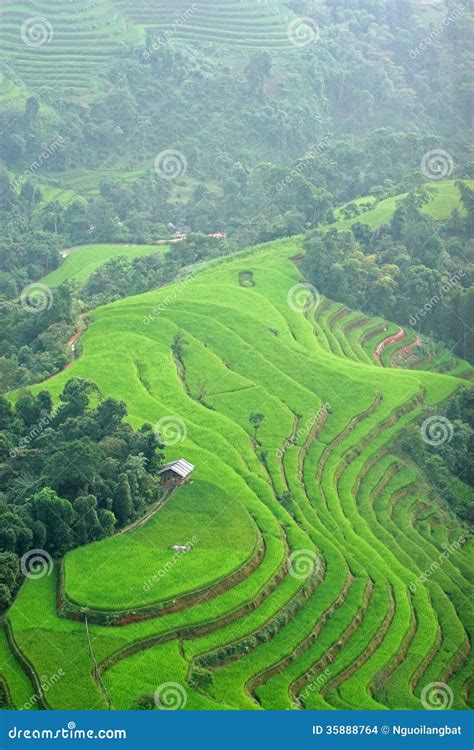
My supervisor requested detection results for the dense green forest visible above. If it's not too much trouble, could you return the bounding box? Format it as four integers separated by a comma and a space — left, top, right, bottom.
0, 379, 163, 608
400, 387, 474, 525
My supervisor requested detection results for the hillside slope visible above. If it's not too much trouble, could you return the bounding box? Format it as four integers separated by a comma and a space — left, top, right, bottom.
5, 236, 472, 711
41, 243, 167, 287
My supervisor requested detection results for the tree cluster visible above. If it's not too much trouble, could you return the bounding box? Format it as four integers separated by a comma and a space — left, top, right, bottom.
0, 378, 164, 608
0, 281, 76, 391
302, 184, 474, 361
399, 388, 474, 526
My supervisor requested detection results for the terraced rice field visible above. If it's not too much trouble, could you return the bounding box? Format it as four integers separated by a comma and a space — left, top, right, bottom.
3, 236, 472, 710
112, 0, 296, 50
0, 0, 145, 94
42, 243, 167, 287
0, 0, 297, 97
311, 299, 472, 377
45, 167, 148, 201
0, 626, 34, 709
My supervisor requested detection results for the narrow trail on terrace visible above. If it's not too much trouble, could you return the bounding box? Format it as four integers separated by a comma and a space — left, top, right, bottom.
113, 494, 171, 537
45, 313, 87, 382
373, 326, 405, 364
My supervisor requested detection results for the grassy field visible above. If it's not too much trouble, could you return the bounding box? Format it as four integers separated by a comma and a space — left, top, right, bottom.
64, 482, 259, 611
42, 243, 167, 287
5, 234, 472, 711
335, 180, 474, 229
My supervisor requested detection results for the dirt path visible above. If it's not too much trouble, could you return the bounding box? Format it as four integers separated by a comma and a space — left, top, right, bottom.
374, 327, 405, 365
45, 313, 87, 382
390, 335, 438, 370
113, 495, 168, 537
67, 320, 84, 352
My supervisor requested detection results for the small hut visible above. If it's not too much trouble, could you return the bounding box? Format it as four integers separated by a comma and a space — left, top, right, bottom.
158, 458, 194, 490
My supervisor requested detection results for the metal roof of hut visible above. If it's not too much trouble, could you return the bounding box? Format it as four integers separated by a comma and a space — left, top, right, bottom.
158, 458, 195, 479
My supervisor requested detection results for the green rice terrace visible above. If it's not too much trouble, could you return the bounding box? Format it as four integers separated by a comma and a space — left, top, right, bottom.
0, 0, 297, 96
1, 235, 472, 710
0, 0, 145, 95
113, 0, 297, 50
42, 243, 168, 287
